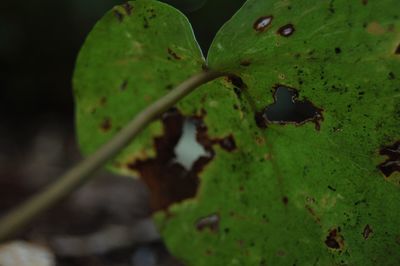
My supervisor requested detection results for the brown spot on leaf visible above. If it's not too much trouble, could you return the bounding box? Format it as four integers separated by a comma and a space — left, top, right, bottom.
363, 224, 373, 239
282, 196, 289, 205
127, 109, 236, 211
100, 117, 112, 132
367, 22, 386, 35
253, 16, 273, 32
196, 213, 220, 232
305, 204, 321, 223
240, 60, 251, 67
123, 3, 133, 15
167, 48, 181, 60
218, 135, 237, 152
99, 96, 107, 106
325, 228, 344, 249
255, 85, 324, 130
378, 141, 400, 177
395, 43, 400, 54
120, 80, 128, 91
277, 24, 295, 37
362, 0, 368, 5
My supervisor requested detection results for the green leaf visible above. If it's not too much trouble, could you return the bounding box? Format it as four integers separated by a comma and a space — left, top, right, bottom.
74, 0, 400, 265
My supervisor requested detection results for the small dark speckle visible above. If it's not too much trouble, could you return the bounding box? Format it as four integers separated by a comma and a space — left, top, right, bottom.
196, 213, 220, 233
277, 24, 295, 37
101, 117, 112, 132
114, 10, 124, 22
282, 196, 289, 205
395, 44, 400, 54
388, 72, 395, 80
218, 135, 237, 152
167, 48, 181, 60
362, 0, 368, 5
120, 80, 128, 91
253, 16, 273, 32
335, 47, 342, 54
328, 185, 336, 192
143, 17, 149, 28
240, 60, 251, 67
363, 224, 373, 239
122, 3, 133, 15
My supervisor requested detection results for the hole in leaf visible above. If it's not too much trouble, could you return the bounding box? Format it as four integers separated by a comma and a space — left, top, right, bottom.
277, 24, 295, 37
253, 16, 273, 32
196, 213, 220, 232
363, 224, 373, 239
325, 228, 344, 249
127, 108, 236, 211
255, 86, 324, 130
378, 141, 400, 177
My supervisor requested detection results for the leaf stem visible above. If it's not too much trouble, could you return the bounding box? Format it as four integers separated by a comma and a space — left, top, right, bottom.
0, 70, 225, 242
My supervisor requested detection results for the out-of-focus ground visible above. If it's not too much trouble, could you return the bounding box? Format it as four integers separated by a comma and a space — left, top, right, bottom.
0, 0, 245, 265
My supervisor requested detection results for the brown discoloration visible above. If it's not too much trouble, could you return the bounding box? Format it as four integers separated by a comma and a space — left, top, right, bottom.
120, 80, 128, 91
362, 0, 368, 5
282, 196, 289, 205
363, 224, 373, 239
255, 85, 324, 130
325, 228, 344, 249
395, 44, 400, 54
167, 48, 181, 60
218, 135, 237, 152
253, 16, 273, 32
240, 60, 251, 67
196, 213, 220, 232
367, 22, 386, 35
99, 96, 107, 106
100, 117, 112, 132
123, 2, 134, 15
305, 204, 321, 223
128, 109, 236, 211
378, 141, 400, 177
277, 24, 295, 37
255, 136, 265, 146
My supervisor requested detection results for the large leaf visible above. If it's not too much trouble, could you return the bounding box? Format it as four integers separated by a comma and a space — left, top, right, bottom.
74, 0, 400, 265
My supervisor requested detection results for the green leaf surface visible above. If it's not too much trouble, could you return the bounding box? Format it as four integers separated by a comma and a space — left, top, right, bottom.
74, 0, 400, 265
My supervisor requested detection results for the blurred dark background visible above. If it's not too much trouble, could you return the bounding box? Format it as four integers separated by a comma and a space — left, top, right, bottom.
0, 0, 245, 265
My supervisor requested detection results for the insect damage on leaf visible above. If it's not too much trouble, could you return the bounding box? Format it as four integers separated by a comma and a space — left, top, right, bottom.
255, 85, 324, 130
277, 23, 295, 37
253, 16, 273, 32
378, 141, 400, 177
325, 228, 344, 250
126, 108, 237, 211
113, 2, 134, 22
196, 213, 220, 233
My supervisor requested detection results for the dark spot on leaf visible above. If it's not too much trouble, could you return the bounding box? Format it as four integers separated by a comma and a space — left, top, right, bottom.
378, 141, 400, 177
325, 228, 344, 249
114, 10, 124, 22
122, 3, 133, 15
165, 84, 173, 90
277, 24, 295, 37
363, 224, 373, 239
100, 117, 112, 132
120, 80, 128, 91
335, 47, 342, 54
218, 135, 236, 152
167, 48, 181, 60
282, 196, 289, 205
388, 72, 395, 80
255, 85, 324, 130
99, 96, 107, 106
253, 16, 273, 32
305, 204, 321, 223
127, 109, 235, 211
362, 0, 368, 5
226, 75, 246, 90
395, 43, 400, 54
328, 185, 336, 192
240, 60, 251, 67
196, 213, 220, 232
143, 17, 149, 28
